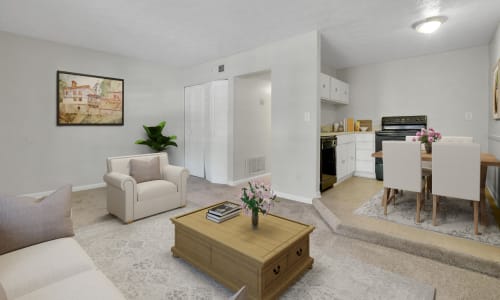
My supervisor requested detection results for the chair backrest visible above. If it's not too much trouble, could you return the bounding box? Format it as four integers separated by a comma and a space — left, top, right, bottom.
440, 136, 473, 143
382, 141, 422, 192
106, 152, 169, 174
406, 136, 431, 169
432, 142, 480, 201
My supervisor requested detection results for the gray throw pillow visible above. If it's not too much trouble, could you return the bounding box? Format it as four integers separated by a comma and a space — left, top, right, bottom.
0, 185, 74, 255
130, 156, 161, 183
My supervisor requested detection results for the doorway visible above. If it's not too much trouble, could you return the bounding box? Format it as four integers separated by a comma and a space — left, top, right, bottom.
233, 71, 272, 183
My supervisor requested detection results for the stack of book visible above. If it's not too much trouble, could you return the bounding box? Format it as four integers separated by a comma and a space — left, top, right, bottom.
206, 202, 241, 223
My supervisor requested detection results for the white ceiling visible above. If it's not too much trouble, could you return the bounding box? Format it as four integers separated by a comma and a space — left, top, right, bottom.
0, 0, 499, 69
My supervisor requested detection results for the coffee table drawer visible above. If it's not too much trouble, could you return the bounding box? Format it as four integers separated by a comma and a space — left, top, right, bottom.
288, 237, 309, 267
263, 254, 288, 288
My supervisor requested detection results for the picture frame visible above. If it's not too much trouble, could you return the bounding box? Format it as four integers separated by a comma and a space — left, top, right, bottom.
57, 71, 124, 125
493, 60, 500, 120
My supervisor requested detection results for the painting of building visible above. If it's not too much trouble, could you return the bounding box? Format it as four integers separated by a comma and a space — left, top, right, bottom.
57, 71, 124, 125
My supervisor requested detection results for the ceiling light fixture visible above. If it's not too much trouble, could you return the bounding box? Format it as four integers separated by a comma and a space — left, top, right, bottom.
412, 16, 448, 34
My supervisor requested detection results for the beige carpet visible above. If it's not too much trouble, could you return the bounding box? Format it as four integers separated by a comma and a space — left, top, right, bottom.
69, 177, 499, 299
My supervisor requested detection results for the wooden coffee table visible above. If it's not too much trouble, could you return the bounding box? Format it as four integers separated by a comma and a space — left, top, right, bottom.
171, 202, 315, 300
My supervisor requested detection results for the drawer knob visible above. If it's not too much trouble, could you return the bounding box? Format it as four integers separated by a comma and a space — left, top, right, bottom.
273, 265, 281, 275
296, 248, 303, 256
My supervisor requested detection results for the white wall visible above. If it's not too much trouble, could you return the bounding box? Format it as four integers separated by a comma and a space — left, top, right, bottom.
487, 23, 500, 205
181, 31, 320, 202
321, 101, 337, 126
0, 31, 183, 195
335, 46, 490, 148
233, 71, 271, 181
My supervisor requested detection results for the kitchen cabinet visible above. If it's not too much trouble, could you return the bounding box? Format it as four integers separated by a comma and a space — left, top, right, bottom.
336, 134, 355, 183
354, 133, 375, 178
320, 73, 330, 100
330, 77, 349, 104
319, 73, 349, 104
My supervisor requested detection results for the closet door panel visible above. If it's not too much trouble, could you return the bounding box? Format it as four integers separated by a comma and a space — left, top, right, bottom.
205, 80, 229, 183
184, 85, 206, 178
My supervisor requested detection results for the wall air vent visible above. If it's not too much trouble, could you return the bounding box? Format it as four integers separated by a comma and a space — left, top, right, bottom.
247, 157, 265, 175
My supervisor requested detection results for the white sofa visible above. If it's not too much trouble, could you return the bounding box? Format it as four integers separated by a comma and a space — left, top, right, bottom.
103, 152, 189, 223
0, 238, 124, 300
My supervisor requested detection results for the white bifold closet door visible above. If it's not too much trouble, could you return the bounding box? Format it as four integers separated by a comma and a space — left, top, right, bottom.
184, 80, 228, 184
184, 84, 206, 178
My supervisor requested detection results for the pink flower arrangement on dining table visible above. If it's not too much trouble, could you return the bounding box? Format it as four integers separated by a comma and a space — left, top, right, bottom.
240, 181, 278, 215
413, 128, 442, 144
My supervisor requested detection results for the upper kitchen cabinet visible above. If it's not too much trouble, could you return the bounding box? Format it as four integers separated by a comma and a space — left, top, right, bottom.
320, 73, 331, 100
330, 76, 349, 104
320, 73, 349, 104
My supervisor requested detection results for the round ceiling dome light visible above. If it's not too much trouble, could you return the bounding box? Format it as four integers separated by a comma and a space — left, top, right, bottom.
412, 16, 448, 34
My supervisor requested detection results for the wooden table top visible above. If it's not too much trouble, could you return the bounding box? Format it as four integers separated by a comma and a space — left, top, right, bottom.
372, 150, 500, 167
171, 202, 315, 263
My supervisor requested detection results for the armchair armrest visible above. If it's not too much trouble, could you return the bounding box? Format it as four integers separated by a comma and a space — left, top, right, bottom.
103, 172, 136, 190
162, 165, 189, 205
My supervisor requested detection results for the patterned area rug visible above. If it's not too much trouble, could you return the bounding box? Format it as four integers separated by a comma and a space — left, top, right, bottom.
355, 189, 500, 247
75, 199, 435, 300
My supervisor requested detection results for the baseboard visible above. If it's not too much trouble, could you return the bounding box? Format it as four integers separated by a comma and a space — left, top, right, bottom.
21, 182, 106, 198
227, 173, 271, 186
275, 191, 313, 204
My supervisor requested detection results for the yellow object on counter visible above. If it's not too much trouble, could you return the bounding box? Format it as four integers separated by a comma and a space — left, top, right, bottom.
355, 121, 360, 131
347, 118, 355, 132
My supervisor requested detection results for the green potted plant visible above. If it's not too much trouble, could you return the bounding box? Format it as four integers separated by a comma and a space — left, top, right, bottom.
135, 121, 177, 152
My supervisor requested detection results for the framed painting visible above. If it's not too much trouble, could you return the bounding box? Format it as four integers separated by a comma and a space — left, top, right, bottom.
57, 71, 124, 125
493, 60, 500, 120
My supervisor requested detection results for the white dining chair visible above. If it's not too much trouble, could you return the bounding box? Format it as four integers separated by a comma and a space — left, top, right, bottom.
382, 141, 424, 223
406, 136, 432, 202
431, 142, 480, 234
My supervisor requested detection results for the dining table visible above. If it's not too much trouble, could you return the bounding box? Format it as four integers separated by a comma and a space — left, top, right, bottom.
372, 150, 500, 226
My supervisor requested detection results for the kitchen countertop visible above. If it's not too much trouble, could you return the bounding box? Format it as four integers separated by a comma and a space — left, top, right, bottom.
320, 131, 374, 137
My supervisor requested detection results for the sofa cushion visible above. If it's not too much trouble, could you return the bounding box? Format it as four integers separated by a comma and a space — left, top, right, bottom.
16, 270, 124, 300
0, 282, 6, 300
130, 156, 161, 183
0, 238, 95, 299
0, 185, 74, 255
137, 180, 177, 201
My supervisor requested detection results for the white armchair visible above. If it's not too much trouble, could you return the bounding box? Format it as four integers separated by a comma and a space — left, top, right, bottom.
103, 153, 189, 223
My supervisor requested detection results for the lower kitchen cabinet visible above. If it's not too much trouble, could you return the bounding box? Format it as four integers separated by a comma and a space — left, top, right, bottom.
354, 133, 375, 178
335, 133, 375, 183
336, 134, 355, 183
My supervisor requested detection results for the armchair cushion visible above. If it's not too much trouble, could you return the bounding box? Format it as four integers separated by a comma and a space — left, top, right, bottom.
130, 156, 161, 183
137, 180, 177, 201
0, 185, 74, 255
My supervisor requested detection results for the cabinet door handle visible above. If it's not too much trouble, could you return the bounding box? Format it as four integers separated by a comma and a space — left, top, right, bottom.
273, 265, 281, 275
296, 248, 303, 256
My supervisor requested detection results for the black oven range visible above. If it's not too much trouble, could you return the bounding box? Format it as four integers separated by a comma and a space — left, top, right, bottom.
375, 115, 427, 180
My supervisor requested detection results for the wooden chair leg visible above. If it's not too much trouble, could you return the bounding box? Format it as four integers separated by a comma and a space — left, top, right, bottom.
474, 201, 479, 235
416, 192, 421, 223
383, 187, 389, 216
432, 195, 438, 226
